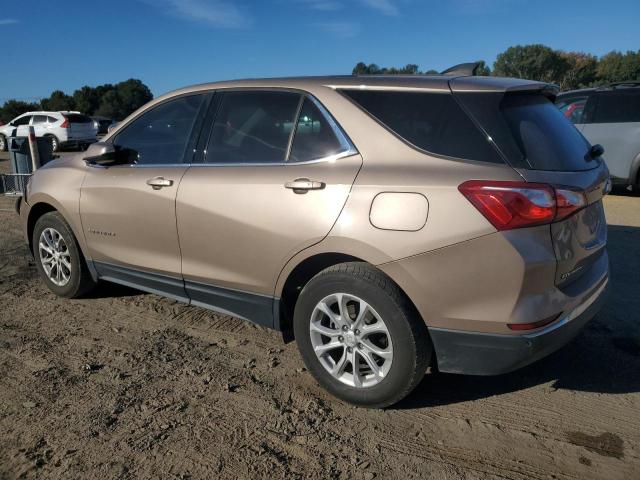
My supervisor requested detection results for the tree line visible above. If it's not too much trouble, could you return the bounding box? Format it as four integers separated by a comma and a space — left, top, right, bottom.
353, 45, 640, 90
0, 79, 153, 123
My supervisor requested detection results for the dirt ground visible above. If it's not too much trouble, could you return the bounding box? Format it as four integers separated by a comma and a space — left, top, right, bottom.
1, 152, 639, 479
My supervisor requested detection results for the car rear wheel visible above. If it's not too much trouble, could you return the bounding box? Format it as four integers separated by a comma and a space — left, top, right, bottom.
46, 135, 59, 152
0, 135, 6, 152
294, 262, 431, 408
33, 212, 97, 298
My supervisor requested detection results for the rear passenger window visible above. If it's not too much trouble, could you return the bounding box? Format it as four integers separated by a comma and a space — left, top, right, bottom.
341, 90, 503, 163
32, 115, 47, 124
289, 98, 345, 162
205, 91, 300, 164
593, 91, 640, 123
114, 93, 206, 165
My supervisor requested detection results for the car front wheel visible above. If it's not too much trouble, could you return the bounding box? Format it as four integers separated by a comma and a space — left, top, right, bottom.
33, 212, 97, 298
294, 262, 431, 408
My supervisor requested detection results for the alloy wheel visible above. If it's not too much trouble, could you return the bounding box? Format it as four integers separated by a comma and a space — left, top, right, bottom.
38, 227, 71, 286
309, 293, 393, 388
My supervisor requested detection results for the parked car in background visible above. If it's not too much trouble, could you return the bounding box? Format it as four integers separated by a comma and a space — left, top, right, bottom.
0, 111, 97, 152
92, 116, 115, 135
19, 74, 609, 407
556, 82, 640, 192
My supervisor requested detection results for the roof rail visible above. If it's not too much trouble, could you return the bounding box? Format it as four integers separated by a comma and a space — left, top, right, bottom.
597, 80, 640, 90
440, 62, 482, 76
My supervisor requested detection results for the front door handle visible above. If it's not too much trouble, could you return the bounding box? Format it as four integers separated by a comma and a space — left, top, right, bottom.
285, 178, 326, 194
146, 177, 173, 190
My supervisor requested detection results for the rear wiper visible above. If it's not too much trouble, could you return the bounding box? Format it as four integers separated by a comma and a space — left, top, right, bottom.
585, 144, 604, 162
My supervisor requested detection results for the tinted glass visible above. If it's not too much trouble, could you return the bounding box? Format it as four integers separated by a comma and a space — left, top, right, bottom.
289, 98, 344, 162
115, 94, 205, 165
32, 115, 47, 124
593, 91, 640, 123
47, 116, 58, 123
66, 114, 92, 124
501, 94, 591, 171
13, 116, 31, 126
341, 90, 502, 163
556, 96, 587, 124
205, 91, 300, 164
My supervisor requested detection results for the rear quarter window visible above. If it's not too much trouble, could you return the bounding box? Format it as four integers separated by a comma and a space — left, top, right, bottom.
340, 89, 503, 164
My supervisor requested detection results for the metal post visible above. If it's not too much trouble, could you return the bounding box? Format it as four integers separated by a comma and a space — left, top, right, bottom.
27, 126, 41, 171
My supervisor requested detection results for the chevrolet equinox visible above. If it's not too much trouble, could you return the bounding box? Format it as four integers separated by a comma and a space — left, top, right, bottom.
18, 74, 610, 407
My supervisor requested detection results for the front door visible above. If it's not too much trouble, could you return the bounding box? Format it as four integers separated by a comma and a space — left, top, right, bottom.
176, 91, 361, 325
80, 92, 209, 300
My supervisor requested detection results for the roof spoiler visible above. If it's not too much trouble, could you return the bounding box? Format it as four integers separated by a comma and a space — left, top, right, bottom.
505, 83, 560, 98
440, 62, 483, 76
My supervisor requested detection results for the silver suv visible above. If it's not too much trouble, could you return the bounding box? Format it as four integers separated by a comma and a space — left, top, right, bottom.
556, 82, 640, 192
19, 74, 610, 407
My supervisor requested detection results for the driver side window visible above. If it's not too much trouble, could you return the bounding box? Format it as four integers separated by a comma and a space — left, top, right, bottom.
114, 93, 207, 165
13, 115, 32, 126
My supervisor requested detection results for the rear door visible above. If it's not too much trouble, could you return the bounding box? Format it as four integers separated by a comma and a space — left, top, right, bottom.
455, 89, 608, 288
65, 113, 97, 140
31, 115, 48, 137
580, 90, 640, 182
176, 90, 361, 325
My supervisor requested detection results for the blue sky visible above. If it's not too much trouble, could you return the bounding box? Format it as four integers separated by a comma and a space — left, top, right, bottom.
1, 0, 638, 101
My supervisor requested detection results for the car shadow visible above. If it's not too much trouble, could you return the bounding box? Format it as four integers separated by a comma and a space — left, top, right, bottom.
395, 224, 640, 409
83, 281, 143, 299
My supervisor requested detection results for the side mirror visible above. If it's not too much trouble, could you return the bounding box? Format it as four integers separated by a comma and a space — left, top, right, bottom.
83, 142, 130, 167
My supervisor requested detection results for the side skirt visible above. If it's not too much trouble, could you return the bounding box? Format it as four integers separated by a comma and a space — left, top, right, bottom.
93, 261, 276, 329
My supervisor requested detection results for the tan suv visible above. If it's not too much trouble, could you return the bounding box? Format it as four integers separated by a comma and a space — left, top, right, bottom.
18, 74, 610, 407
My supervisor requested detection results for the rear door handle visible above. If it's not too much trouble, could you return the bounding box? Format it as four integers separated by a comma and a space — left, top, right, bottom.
146, 177, 173, 190
285, 178, 326, 194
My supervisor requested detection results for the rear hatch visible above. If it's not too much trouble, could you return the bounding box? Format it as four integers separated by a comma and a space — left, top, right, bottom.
453, 83, 609, 288
65, 113, 96, 140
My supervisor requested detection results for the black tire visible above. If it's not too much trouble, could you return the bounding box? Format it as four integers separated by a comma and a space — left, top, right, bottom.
0, 134, 6, 152
294, 262, 431, 408
46, 135, 59, 152
32, 211, 97, 298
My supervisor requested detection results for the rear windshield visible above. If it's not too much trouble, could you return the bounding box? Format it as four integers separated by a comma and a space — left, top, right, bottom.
500, 94, 591, 171
456, 92, 594, 172
65, 114, 92, 124
340, 90, 503, 164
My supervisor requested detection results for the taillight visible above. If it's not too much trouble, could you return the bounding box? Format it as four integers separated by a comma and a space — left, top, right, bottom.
60, 115, 69, 128
555, 188, 587, 221
459, 180, 587, 230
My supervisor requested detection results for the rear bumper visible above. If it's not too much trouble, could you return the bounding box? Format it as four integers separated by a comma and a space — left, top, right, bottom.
429, 277, 608, 375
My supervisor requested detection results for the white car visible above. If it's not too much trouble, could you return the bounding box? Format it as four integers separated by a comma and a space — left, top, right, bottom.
0, 111, 98, 152
556, 82, 640, 192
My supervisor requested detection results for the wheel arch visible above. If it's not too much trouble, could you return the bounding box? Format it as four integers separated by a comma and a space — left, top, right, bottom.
27, 200, 98, 282
276, 252, 428, 349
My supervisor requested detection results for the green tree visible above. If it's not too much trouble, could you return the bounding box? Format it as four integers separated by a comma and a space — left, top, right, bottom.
474, 60, 491, 76
0, 100, 41, 123
596, 50, 640, 84
95, 79, 152, 120
40, 90, 75, 111
493, 44, 570, 83
559, 52, 598, 90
